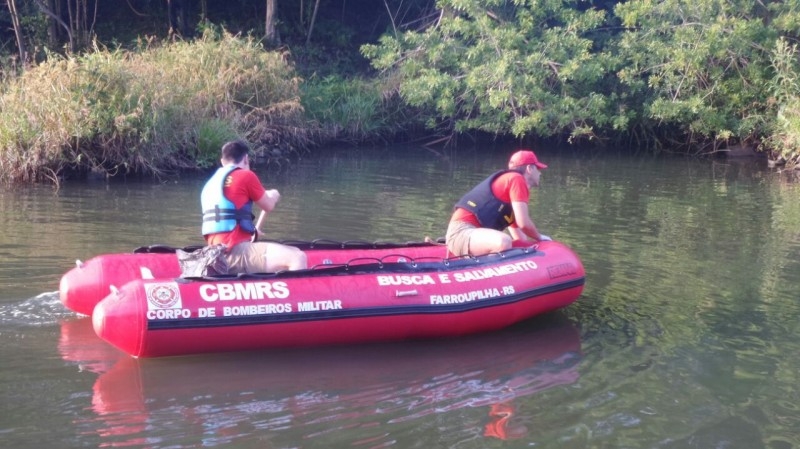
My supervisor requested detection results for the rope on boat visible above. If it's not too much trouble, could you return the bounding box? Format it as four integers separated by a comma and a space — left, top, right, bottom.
133, 238, 445, 254
149, 239, 543, 282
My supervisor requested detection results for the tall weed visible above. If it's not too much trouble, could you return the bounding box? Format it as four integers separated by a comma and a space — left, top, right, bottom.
766, 38, 800, 167
301, 74, 415, 144
0, 29, 305, 184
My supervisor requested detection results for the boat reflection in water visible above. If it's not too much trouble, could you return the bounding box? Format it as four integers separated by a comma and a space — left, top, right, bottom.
58, 317, 127, 374
59, 314, 582, 446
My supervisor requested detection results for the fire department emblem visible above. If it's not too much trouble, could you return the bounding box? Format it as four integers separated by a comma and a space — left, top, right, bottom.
145, 282, 182, 309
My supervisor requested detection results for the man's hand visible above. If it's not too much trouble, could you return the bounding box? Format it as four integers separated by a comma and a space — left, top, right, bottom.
265, 189, 281, 203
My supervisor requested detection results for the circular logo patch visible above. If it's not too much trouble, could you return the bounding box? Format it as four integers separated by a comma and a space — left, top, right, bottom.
146, 283, 180, 309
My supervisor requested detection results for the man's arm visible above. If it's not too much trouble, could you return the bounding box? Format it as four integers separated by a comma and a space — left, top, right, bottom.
507, 225, 532, 242
511, 201, 545, 241
254, 189, 280, 213
250, 190, 279, 239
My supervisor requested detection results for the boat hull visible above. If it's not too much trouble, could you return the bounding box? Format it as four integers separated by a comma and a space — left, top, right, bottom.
92, 243, 585, 357
60, 252, 181, 316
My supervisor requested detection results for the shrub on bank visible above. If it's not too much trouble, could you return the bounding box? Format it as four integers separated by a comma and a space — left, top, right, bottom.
300, 73, 419, 144
0, 29, 305, 184
765, 38, 800, 168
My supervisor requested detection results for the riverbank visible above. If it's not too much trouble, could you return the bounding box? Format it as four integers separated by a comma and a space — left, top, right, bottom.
0, 29, 417, 185
2, 25, 798, 187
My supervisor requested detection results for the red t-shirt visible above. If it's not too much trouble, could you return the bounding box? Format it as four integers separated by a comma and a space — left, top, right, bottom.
205, 169, 266, 247
451, 172, 530, 227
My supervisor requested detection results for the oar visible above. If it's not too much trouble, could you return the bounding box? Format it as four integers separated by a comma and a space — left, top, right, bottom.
252, 210, 266, 242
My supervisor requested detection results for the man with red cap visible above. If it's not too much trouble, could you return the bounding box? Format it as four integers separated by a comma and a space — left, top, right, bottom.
446, 149, 551, 257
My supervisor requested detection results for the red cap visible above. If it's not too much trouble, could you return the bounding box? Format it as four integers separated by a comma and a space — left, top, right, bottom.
508, 150, 547, 169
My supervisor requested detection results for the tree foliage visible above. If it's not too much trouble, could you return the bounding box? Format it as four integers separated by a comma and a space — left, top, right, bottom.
363, 0, 800, 160
363, 0, 612, 142
613, 0, 777, 152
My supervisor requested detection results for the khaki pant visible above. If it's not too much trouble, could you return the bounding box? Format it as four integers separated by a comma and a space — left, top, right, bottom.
225, 241, 306, 273
446, 220, 478, 257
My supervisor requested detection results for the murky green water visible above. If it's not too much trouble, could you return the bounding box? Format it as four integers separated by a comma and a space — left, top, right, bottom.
1, 146, 798, 448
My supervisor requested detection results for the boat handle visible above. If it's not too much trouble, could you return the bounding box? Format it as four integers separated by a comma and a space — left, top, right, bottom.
395, 290, 418, 297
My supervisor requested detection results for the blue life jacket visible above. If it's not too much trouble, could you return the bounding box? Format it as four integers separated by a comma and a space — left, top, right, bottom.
201, 166, 256, 236
454, 170, 516, 231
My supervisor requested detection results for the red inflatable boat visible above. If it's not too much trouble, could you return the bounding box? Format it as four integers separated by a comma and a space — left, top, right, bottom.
86, 240, 585, 357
